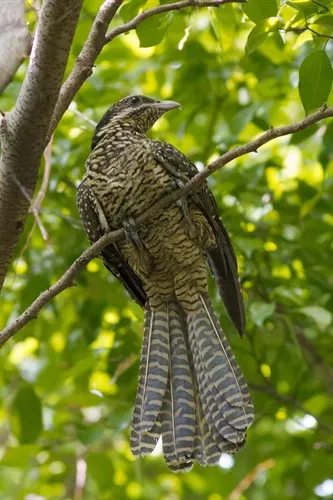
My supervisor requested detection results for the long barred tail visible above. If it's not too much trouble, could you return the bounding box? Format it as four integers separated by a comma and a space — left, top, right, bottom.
130, 294, 254, 471
130, 304, 169, 456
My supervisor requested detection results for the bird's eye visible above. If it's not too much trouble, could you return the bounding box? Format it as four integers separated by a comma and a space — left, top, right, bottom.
130, 96, 140, 105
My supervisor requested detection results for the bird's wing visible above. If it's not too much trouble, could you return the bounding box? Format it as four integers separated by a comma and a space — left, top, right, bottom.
76, 181, 147, 307
152, 141, 245, 336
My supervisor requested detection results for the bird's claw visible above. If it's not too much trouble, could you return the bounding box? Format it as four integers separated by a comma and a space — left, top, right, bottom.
172, 179, 197, 240
123, 218, 141, 246
123, 218, 152, 273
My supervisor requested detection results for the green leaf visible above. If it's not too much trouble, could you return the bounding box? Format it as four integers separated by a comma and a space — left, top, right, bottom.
245, 22, 269, 55
136, 12, 173, 47
301, 306, 332, 331
250, 302, 276, 327
300, 192, 322, 218
243, 0, 277, 23
12, 385, 43, 444
287, 0, 324, 16
234, 236, 263, 257
311, 15, 333, 36
120, 0, 147, 23
319, 121, 333, 168
290, 124, 319, 144
298, 50, 333, 114
59, 391, 104, 408
210, 5, 236, 52
304, 394, 331, 415
293, 30, 313, 50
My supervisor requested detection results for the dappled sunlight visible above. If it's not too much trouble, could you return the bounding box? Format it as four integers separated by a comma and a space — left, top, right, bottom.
122, 31, 155, 58
285, 414, 317, 434
315, 479, 333, 498
9, 337, 39, 365
219, 453, 235, 470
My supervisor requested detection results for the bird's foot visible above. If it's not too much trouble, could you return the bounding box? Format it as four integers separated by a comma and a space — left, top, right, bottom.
123, 218, 153, 273
123, 218, 142, 248
171, 179, 197, 240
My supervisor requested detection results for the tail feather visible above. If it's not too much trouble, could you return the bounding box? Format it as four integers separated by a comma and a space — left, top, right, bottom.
130, 293, 253, 469
200, 294, 255, 425
130, 421, 161, 457
159, 382, 194, 472
130, 303, 169, 456
159, 300, 196, 472
187, 293, 254, 442
198, 294, 253, 426
189, 322, 242, 446
192, 391, 224, 466
179, 305, 238, 464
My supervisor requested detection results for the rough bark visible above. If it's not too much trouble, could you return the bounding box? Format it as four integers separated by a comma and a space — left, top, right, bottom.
0, 0, 31, 94
0, 0, 83, 290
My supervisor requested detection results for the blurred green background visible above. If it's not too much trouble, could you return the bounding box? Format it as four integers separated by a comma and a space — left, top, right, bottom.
1, 0, 333, 498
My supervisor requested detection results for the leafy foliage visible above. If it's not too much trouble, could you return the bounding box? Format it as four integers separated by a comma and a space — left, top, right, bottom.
0, 0, 333, 498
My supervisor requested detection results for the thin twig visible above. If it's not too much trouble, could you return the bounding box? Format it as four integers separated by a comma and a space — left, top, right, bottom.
106, 0, 244, 42
31, 134, 53, 241
0, 105, 332, 346
33, 136, 53, 214
69, 103, 97, 128
306, 25, 333, 39
9, 137, 53, 284
10, 170, 48, 240
111, 354, 138, 384
228, 460, 276, 500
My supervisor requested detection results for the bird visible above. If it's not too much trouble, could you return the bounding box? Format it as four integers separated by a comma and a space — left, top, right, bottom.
76, 95, 254, 472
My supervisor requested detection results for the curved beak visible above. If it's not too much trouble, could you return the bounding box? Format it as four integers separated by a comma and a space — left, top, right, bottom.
152, 100, 182, 111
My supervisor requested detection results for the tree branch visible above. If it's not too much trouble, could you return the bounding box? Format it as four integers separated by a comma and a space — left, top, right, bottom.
0, 0, 84, 290
1, 106, 332, 346
106, 0, 244, 42
48, 0, 244, 136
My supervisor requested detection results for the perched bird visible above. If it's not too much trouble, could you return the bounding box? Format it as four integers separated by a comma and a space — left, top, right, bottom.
77, 95, 254, 472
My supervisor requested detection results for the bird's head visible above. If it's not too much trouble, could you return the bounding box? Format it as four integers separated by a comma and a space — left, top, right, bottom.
92, 95, 181, 148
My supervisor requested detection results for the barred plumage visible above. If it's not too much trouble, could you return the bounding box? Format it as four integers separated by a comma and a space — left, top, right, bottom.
159, 300, 196, 470
77, 95, 254, 472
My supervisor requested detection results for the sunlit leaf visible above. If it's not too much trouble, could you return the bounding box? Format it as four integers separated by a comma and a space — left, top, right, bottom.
287, 0, 321, 16
250, 302, 276, 327
120, 0, 147, 23
298, 50, 333, 114
0, 445, 39, 468
243, 0, 277, 23
136, 12, 173, 47
311, 15, 333, 36
301, 306, 332, 331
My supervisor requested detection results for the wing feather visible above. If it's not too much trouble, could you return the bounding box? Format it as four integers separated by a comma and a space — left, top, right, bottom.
152, 141, 245, 335
76, 181, 147, 307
